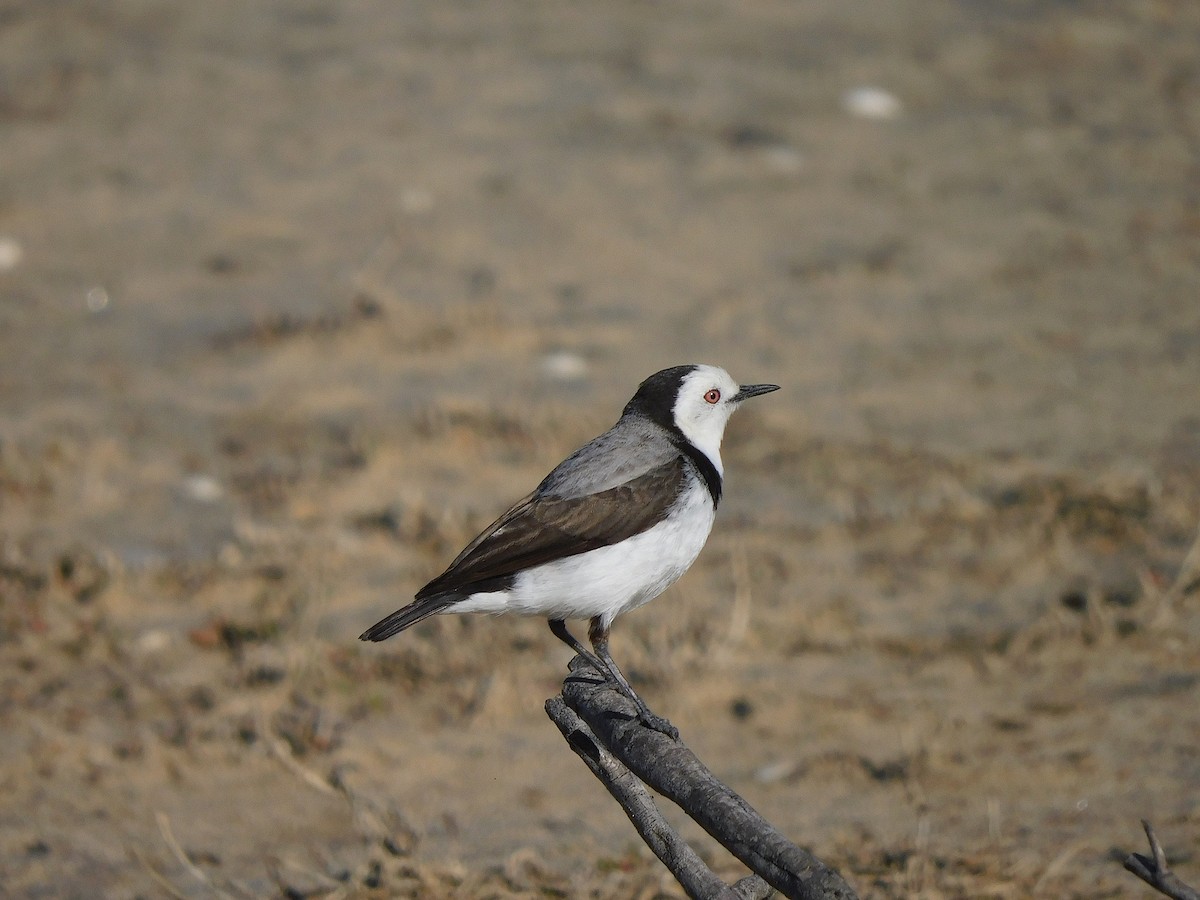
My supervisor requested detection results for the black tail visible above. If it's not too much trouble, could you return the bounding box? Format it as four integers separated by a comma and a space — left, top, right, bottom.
359, 595, 458, 642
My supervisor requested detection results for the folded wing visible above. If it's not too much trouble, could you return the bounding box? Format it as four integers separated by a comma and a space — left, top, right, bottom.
416, 455, 687, 599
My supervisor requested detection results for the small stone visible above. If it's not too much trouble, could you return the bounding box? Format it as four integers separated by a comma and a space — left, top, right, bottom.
842, 87, 902, 120
85, 286, 110, 312
0, 237, 23, 271
136, 629, 171, 654
542, 352, 589, 381
182, 474, 223, 503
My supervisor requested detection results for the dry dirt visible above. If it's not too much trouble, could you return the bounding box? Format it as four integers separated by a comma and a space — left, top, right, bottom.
2, 2, 1200, 898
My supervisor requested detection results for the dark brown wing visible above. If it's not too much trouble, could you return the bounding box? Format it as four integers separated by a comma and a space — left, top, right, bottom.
415, 456, 687, 600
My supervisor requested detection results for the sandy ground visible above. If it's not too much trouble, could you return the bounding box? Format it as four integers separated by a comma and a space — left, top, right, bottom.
2, 1, 1200, 897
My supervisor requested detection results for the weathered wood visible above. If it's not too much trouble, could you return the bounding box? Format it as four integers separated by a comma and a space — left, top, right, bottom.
1125, 820, 1200, 900
548, 657, 858, 900
546, 697, 761, 900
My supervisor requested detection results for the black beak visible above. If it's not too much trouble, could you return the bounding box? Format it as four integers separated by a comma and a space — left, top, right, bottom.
731, 383, 780, 402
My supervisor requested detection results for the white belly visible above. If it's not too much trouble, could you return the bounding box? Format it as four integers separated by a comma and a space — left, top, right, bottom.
452, 487, 716, 627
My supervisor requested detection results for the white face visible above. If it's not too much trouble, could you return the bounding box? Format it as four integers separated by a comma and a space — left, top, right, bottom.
671, 365, 745, 473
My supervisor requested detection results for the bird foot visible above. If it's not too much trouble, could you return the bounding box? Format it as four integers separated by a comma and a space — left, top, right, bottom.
561, 649, 679, 739
638, 710, 679, 741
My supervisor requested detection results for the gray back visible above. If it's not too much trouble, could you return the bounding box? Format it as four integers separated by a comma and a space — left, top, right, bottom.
537, 413, 677, 499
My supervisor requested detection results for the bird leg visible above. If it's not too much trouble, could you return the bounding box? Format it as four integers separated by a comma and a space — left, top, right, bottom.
589, 617, 679, 740
547, 619, 678, 740
549, 619, 608, 674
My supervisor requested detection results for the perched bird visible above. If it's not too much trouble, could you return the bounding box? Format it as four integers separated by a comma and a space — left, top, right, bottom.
360, 364, 779, 736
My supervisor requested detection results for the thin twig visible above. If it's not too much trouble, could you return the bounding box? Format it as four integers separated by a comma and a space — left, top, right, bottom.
1147, 516, 1200, 628
260, 712, 337, 795
156, 810, 234, 898
129, 846, 190, 900
1032, 839, 1091, 894
1164, 518, 1200, 605
1124, 820, 1200, 900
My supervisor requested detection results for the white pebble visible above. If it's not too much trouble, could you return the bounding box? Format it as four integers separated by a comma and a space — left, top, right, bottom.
85, 286, 110, 312
182, 474, 223, 503
542, 351, 589, 381
755, 760, 799, 783
136, 629, 171, 654
842, 87, 902, 121
0, 237, 23, 271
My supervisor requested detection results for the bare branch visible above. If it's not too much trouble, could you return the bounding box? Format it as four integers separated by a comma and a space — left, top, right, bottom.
1125, 820, 1200, 900
551, 658, 858, 900
546, 697, 759, 899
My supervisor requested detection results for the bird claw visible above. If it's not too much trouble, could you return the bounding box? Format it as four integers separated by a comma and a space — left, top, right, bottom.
637, 709, 680, 741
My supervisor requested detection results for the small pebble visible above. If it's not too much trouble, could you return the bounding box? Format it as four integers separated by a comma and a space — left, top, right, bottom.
842, 86, 902, 120
182, 474, 223, 503
0, 237, 23, 271
85, 286, 110, 312
755, 760, 799, 784
136, 629, 171, 654
730, 697, 755, 720
542, 351, 589, 381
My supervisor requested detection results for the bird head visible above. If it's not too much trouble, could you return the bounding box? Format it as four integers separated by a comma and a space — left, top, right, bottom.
625, 364, 779, 473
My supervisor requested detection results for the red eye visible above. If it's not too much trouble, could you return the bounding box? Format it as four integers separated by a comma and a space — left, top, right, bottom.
704, 389, 721, 404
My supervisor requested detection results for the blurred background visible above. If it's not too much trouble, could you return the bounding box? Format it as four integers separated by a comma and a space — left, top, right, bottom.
2, 1, 1199, 896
